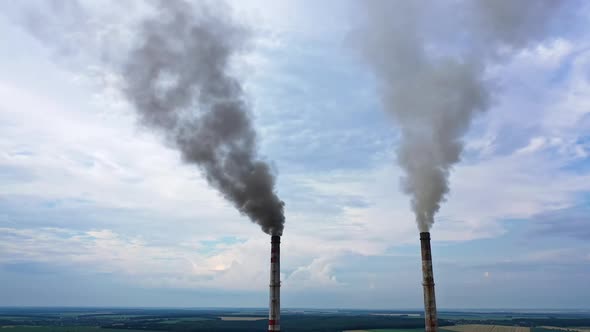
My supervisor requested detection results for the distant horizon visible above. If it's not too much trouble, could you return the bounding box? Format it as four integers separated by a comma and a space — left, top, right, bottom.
1, 0, 589, 309
1, 306, 589, 312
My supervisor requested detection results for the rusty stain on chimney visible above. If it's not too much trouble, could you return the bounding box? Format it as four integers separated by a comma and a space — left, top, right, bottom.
421, 232, 438, 332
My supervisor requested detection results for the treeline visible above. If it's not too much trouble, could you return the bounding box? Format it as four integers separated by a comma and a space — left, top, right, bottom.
455, 318, 590, 328
101, 315, 453, 332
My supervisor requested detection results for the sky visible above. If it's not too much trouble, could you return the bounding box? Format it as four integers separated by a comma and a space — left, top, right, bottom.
0, 0, 589, 309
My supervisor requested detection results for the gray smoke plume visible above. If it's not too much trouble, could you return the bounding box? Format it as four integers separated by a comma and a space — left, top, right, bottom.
123, 0, 285, 235
356, 0, 563, 232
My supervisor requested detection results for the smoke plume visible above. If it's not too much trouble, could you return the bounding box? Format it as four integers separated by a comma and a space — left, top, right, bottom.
356, 0, 563, 232
122, 0, 285, 235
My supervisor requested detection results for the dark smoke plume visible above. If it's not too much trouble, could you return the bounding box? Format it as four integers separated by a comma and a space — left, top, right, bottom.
123, 0, 285, 235
356, 0, 564, 232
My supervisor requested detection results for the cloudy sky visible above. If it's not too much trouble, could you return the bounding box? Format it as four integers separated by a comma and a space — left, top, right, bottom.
1, 0, 589, 309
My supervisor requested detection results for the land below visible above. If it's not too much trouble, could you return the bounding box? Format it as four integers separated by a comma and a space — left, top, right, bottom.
1, 308, 589, 332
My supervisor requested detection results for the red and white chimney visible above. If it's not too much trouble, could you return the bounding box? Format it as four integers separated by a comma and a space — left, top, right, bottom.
420, 232, 438, 332
268, 235, 281, 332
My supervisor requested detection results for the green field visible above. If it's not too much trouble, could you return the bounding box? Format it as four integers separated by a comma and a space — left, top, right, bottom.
0, 327, 154, 332
1, 308, 589, 332
158, 317, 213, 324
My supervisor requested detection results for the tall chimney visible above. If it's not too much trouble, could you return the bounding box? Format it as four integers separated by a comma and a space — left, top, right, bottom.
420, 232, 438, 332
268, 235, 281, 332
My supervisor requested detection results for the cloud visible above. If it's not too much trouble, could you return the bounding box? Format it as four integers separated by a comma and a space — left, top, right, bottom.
0, 0, 589, 308
0, 226, 265, 290
284, 256, 343, 289
531, 205, 590, 240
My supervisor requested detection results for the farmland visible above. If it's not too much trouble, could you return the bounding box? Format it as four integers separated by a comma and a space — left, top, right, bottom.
538, 327, 590, 332
0, 308, 589, 332
442, 324, 530, 332
344, 328, 425, 332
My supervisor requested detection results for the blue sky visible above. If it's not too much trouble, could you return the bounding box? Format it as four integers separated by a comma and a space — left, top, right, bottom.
0, 0, 589, 309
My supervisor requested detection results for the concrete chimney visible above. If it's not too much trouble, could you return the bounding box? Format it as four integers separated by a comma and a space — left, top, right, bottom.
268, 235, 281, 332
420, 232, 437, 332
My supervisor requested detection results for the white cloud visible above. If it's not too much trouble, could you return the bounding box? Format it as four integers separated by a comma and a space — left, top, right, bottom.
284, 256, 342, 289
0, 0, 589, 305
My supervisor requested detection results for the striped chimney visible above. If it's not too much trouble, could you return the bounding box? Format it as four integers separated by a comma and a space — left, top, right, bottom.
420, 232, 438, 332
268, 235, 281, 331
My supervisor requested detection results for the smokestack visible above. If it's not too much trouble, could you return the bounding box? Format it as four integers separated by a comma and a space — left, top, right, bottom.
420, 232, 437, 332
268, 235, 281, 332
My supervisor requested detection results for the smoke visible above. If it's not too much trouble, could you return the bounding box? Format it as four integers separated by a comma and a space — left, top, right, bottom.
355, 0, 564, 232
122, 0, 285, 235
